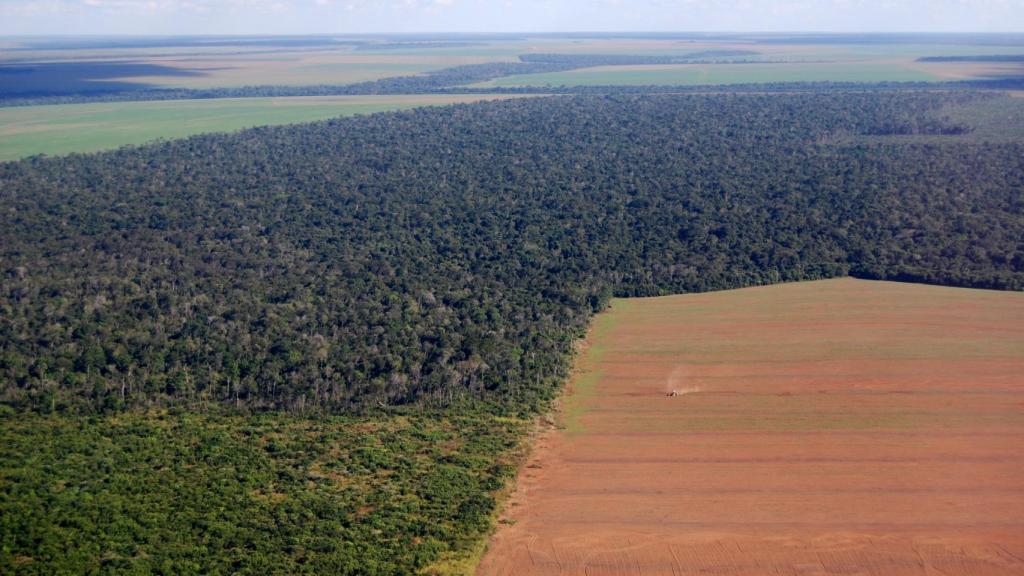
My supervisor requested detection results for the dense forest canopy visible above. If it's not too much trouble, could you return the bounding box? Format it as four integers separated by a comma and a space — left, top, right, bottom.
2, 92, 1023, 416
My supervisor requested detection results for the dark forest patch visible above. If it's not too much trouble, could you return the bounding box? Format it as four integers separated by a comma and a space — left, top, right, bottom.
0, 62, 207, 97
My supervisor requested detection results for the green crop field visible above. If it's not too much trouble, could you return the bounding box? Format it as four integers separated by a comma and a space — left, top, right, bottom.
0, 94, 530, 161
472, 61, 945, 88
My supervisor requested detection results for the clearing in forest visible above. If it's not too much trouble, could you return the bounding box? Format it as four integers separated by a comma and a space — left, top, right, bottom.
477, 277, 1024, 576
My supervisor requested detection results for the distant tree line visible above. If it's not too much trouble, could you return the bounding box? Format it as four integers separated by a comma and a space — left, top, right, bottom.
1, 92, 1022, 416
918, 55, 1024, 62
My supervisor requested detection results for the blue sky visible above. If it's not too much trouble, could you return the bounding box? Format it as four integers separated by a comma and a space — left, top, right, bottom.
1, 0, 1022, 36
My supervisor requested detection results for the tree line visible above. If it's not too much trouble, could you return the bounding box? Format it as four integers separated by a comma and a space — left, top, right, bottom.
919, 55, 1024, 62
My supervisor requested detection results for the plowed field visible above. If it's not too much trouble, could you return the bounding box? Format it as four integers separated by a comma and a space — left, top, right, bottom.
477, 278, 1024, 576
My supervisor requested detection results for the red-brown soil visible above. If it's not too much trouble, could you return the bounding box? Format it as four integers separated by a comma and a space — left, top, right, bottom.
477, 278, 1024, 576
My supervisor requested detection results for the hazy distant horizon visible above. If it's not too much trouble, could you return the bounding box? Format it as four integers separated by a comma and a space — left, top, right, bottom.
4, 31, 1024, 38
2, 1, 1023, 37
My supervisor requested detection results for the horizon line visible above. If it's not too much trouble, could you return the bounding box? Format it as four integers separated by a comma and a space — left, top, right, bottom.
4, 30, 1024, 38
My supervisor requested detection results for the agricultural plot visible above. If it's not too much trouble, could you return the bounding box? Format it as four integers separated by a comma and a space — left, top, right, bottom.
473, 61, 945, 87
0, 42, 518, 95
478, 278, 1024, 576
85, 52, 510, 90
467, 39, 1024, 88
0, 94, 530, 161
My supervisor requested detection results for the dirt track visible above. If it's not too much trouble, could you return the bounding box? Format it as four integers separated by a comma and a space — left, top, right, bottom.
477, 278, 1024, 576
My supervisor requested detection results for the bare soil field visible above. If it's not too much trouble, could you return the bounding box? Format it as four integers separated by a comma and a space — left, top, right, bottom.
477, 278, 1024, 576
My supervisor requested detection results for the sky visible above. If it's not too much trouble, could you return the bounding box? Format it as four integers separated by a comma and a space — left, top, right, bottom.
1, 0, 1023, 36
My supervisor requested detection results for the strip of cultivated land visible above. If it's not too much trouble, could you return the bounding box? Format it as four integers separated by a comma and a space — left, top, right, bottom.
0, 94, 531, 161
469, 61, 944, 88
478, 278, 1024, 576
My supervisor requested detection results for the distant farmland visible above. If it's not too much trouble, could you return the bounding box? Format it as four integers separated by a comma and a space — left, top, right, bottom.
0, 48, 515, 95
0, 94, 532, 161
479, 278, 1024, 575
472, 61, 944, 87
5, 34, 1023, 162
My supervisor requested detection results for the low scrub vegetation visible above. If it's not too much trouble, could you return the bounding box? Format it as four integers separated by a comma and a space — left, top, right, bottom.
0, 409, 523, 574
